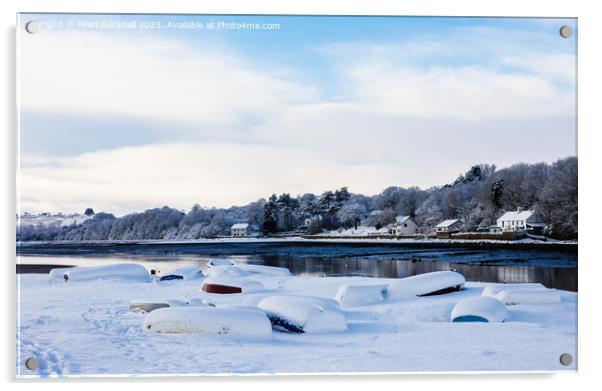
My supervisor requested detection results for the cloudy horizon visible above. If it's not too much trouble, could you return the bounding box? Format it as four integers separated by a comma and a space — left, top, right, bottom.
18, 14, 577, 216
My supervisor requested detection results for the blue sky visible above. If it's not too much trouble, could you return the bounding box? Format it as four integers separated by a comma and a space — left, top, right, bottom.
18, 14, 577, 215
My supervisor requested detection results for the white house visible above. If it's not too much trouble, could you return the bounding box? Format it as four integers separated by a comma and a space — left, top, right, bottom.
496, 209, 546, 233
435, 219, 463, 233
392, 215, 418, 236
231, 223, 251, 237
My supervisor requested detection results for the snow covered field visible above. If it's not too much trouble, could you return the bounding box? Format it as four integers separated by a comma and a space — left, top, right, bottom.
17, 265, 577, 377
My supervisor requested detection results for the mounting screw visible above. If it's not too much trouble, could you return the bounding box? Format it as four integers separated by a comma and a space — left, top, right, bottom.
559, 25, 573, 38
25, 21, 39, 34
25, 357, 39, 370
559, 353, 573, 366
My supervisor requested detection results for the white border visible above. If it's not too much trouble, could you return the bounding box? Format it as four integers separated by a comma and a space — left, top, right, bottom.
3, 0, 601, 389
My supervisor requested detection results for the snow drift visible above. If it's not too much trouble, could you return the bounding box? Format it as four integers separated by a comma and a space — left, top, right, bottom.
257, 295, 347, 334
451, 296, 507, 323
129, 302, 170, 314
335, 284, 388, 307
62, 263, 150, 282
388, 271, 465, 297
142, 306, 273, 338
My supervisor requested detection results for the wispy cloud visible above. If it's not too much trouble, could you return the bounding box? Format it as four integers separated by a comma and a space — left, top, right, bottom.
20, 142, 424, 215
20, 31, 317, 129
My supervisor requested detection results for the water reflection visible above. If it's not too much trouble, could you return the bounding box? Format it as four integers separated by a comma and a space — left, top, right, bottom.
247, 255, 577, 291
19, 253, 577, 291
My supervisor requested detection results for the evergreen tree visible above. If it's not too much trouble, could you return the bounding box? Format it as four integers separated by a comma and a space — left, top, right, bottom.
490, 176, 505, 212
334, 187, 350, 203
319, 191, 335, 212
262, 195, 278, 234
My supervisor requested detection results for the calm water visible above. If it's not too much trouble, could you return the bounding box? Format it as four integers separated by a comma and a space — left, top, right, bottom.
17, 242, 578, 291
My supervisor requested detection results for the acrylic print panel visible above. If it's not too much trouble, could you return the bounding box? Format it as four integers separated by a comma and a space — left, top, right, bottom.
16, 13, 577, 377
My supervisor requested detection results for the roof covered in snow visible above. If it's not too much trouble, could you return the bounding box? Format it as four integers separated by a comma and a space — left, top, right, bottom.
395, 215, 411, 224
497, 210, 535, 222
435, 219, 462, 228
231, 223, 250, 229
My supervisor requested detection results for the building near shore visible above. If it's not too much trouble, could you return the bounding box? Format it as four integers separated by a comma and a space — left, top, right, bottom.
497, 208, 546, 234
435, 219, 464, 233
392, 215, 418, 236
231, 223, 251, 237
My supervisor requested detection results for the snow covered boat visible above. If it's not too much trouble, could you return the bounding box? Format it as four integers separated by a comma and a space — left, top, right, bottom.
335, 284, 388, 307
185, 298, 205, 306
206, 265, 249, 278
388, 271, 465, 297
158, 266, 204, 281
451, 296, 507, 322
142, 306, 273, 338
257, 295, 347, 334
207, 259, 236, 268
495, 289, 561, 305
236, 264, 291, 277
48, 266, 76, 282
481, 283, 545, 298
201, 277, 264, 294
206, 264, 291, 278
62, 263, 150, 282
239, 293, 271, 307
481, 283, 561, 305
159, 275, 183, 281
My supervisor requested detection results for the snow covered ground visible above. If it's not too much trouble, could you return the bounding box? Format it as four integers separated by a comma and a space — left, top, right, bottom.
17, 266, 577, 377
324, 226, 391, 236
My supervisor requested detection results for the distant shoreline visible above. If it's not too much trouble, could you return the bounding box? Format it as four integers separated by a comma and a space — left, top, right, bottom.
16, 237, 578, 254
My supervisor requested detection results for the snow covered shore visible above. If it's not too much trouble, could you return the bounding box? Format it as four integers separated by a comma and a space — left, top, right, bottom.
17, 265, 577, 376
17, 235, 578, 247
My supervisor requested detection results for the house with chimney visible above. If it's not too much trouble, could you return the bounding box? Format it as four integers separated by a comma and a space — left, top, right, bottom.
496, 208, 546, 234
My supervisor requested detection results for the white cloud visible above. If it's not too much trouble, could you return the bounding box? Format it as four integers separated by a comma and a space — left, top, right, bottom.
18, 142, 418, 215
19, 30, 317, 129
345, 65, 573, 120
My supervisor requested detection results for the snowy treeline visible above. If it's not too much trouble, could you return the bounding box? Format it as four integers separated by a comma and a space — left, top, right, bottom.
17, 157, 577, 241
261, 157, 577, 238
17, 202, 265, 242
